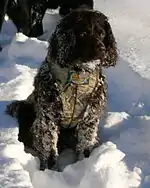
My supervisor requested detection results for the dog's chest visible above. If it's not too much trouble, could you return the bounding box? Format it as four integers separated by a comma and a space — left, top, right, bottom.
60, 80, 95, 127
50, 63, 98, 127
61, 75, 98, 128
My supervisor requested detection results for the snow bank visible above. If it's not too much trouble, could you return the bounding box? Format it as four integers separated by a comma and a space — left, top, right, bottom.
32, 142, 132, 188
0, 126, 34, 188
8, 33, 48, 64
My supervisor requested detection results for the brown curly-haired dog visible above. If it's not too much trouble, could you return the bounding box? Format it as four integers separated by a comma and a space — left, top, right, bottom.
6, 9, 117, 170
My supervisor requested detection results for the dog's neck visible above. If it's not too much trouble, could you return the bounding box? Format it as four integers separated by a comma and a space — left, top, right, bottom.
48, 59, 100, 87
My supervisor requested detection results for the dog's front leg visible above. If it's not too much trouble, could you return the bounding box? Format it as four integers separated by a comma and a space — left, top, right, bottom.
75, 116, 99, 161
28, 2, 47, 37
75, 100, 105, 160
75, 74, 107, 160
30, 105, 59, 170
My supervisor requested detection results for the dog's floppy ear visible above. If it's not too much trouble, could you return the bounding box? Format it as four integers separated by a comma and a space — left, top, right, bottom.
102, 20, 118, 67
48, 27, 76, 67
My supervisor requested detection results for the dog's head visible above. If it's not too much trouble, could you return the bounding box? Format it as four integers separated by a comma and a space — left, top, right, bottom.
59, 0, 94, 16
48, 10, 118, 72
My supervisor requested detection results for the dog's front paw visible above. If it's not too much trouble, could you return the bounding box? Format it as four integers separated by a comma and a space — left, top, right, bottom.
40, 159, 49, 171
40, 154, 58, 171
76, 144, 95, 161
76, 145, 86, 161
6, 101, 20, 117
47, 150, 59, 171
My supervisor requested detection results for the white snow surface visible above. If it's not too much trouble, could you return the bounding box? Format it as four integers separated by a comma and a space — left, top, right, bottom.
0, 0, 150, 187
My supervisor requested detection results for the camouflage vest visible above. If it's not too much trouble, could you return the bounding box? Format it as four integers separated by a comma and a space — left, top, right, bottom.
50, 63, 99, 128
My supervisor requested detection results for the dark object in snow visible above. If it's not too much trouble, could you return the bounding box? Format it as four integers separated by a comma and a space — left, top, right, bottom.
6, 9, 118, 171
0, 0, 94, 37
0, 0, 30, 36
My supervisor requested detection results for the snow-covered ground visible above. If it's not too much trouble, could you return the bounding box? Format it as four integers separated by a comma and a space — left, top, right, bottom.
0, 0, 150, 187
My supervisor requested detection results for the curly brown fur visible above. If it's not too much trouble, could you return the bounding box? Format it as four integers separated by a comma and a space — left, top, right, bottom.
49, 10, 117, 68
6, 9, 117, 170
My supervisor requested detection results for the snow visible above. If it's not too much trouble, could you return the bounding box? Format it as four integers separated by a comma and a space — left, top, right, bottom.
95, 0, 150, 80
0, 0, 150, 187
